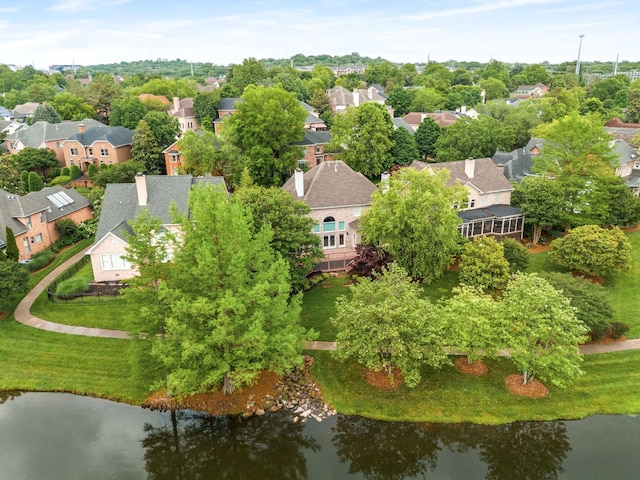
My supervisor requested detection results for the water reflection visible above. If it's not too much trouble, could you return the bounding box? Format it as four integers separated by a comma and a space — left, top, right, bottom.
142, 410, 320, 480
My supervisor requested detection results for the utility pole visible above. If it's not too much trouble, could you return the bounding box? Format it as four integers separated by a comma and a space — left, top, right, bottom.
575, 34, 585, 75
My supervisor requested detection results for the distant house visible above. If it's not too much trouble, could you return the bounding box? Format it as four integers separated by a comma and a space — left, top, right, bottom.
4, 119, 103, 166
167, 97, 200, 135
0, 106, 14, 121
0, 186, 92, 261
61, 124, 135, 171
88, 174, 226, 282
282, 161, 377, 271
163, 140, 184, 176
605, 117, 640, 144
402, 111, 460, 131
11, 102, 40, 121
411, 158, 524, 240
213, 97, 241, 134
327, 86, 390, 115
296, 130, 334, 168
511, 83, 549, 100
491, 138, 543, 182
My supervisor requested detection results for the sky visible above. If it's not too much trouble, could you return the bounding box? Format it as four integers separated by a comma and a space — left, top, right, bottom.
1, 0, 639, 70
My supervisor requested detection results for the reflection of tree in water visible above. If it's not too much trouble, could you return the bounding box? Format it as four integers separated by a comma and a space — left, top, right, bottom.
479, 421, 570, 480
0, 391, 22, 404
332, 415, 440, 480
142, 410, 320, 480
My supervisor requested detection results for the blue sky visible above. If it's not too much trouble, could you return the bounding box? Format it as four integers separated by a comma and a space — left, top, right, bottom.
1, 0, 638, 70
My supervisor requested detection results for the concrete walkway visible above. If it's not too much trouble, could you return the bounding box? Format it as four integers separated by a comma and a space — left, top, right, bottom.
13, 249, 129, 339
13, 250, 640, 353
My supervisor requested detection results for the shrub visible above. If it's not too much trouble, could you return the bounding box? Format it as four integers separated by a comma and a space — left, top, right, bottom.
458, 236, 510, 293
25, 250, 55, 272
55, 277, 90, 296
608, 322, 629, 340
61, 167, 70, 176
501, 238, 530, 273
541, 272, 613, 341
349, 244, 393, 278
70, 165, 82, 180
48, 175, 72, 186
87, 163, 98, 179
55, 219, 81, 247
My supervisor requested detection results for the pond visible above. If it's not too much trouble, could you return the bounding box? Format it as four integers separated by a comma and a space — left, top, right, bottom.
0, 391, 639, 479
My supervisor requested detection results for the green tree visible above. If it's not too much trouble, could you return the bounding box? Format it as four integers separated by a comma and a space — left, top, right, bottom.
142, 110, 180, 152
131, 120, 164, 175
435, 116, 514, 162
49, 92, 95, 121
364, 61, 402, 89
414, 117, 441, 159
193, 90, 221, 131
386, 86, 415, 116
234, 185, 323, 291
458, 236, 510, 293
93, 160, 145, 187
601, 175, 640, 227
478, 78, 508, 101
501, 238, 530, 273
0, 154, 26, 194
0, 261, 29, 311
331, 263, 448, 388
13, 147, 58, 176
361, 167, 467, 282
32, 104, 62, 123
440, 286, 504, 365
550, 225, 632, 277
110, 97, 149, 129
409, 88, 446, 112
27, 172, 44, 192
227, 58, 268, 95
328, 102, 395, 178
85, 73, 122, 122
624, 88, 640, 123
69, 165, 82, 180
151, 186, 308, 396
225, 85, 307, 186
390, 127, 419, 166
501, 273, 587, 387
512, 176, 567, 245
5, 227, 19, 261
541, 272, 614, 341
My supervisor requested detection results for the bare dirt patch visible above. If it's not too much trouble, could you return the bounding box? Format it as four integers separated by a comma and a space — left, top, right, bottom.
364, 367, 405, 390
454, 357, 489, 376
504, 374, 549, 398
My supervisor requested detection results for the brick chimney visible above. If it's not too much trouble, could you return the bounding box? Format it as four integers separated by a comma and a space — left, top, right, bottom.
294, 168, 304, 197
172, 96, 180, 112
77, 123, 85, 134
464, 158, 475, 179
135, 172, 147, 206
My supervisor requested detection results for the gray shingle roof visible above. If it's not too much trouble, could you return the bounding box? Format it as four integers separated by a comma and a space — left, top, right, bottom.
393, 117, 415, 134
4, 119, 103, 147
492, 148, 535, 182
296, 130, 332, 146
282, 161, 377, 209
93, 175, 226, 244
65, 125, 135, 147
411, 158, 514, 193
218, 98, 242, 111
0, 186, 90, 241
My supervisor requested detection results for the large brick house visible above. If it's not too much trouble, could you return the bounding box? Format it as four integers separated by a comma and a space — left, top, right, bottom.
0, 186, 92, 261
282, 161, 377, 271
61, 124, 135, 171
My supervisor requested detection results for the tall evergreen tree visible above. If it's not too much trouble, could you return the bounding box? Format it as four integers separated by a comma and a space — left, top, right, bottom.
131, 119, 164, 175
390, 127, 419, 166
414, 117, 441, 159
5, 227, 19, 261
27, 171, 44, 192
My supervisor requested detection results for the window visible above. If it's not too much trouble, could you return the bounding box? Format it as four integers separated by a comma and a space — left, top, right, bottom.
23, 237, 30, 253
70, 148, 78, 156
171, 154, 180, 163
56, 142, 62, 148
353, 206, 362, 217
338, 221, 345, 231
313, 224, 320, 233
100, 254, 130, 270
315, 146, 322, 153
100, 148, 109, 156
322, 216, 336, 232
34, 233, 43, 243
26, 217, 32, 228
70, 160, 74, 166
323, 235, 336, 248
87, 147, 93, 156
39, 212, 45, 223
468, 199, 476, 208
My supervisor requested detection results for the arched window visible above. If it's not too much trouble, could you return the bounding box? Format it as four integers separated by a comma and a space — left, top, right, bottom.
322, 216, 336, 232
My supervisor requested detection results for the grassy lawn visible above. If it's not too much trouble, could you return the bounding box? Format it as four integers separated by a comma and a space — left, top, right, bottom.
309, 349, 640, 424
0, 316, 150, 404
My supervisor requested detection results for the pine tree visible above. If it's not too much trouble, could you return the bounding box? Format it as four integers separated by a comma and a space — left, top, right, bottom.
27, 172, 44, 192
131, 119, 164, 175
5, 227, 19, 261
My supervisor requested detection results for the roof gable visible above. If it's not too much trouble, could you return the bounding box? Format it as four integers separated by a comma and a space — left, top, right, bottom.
411, 158, 514, 194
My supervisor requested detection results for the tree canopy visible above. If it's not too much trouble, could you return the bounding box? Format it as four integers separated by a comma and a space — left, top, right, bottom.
225, 85, 307, 187
458, 236, 510, 293
328, 102, 395, 178
131, 120, 163, 175
332, 263, 448, 387
434, 116, 514, 162
0, 260, 29, 311
361, 167, 467, 282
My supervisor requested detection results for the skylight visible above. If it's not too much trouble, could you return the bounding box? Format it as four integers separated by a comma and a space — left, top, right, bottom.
47, 191, 75, 208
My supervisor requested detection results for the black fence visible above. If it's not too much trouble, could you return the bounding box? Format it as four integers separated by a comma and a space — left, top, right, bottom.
47, 255, 127, 304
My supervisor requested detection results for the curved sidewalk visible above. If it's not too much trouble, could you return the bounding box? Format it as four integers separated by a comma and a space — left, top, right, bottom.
13, 248, 129, 339
12, 250, 640, 353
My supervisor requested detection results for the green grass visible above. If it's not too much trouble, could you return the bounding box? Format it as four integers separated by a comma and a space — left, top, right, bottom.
309, 349, 640, 424
301, 276, 351, 340
0, 317, 150, 404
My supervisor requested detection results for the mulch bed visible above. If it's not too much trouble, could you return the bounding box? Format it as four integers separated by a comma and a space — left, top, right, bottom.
87, 283, 127, 296
142, 370, 283, 416
454, 357, 489, 376
364, 367, 405, 390
504, 374, 549, 398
